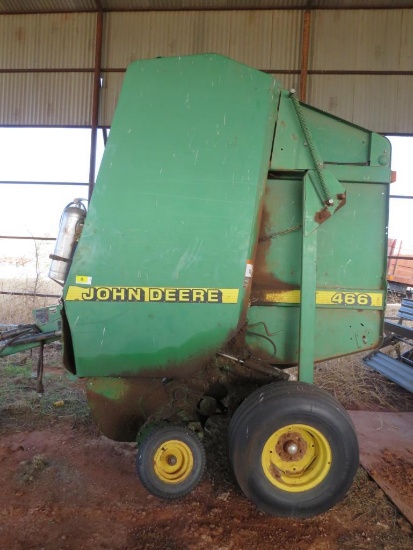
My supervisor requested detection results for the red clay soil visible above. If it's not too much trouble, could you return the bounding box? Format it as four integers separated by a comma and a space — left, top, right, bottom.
0, 417, 412, 550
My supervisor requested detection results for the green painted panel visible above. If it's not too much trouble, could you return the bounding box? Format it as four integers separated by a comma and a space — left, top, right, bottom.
271, 92, 391, 170
246, 306, 383, 365
248, 168, 389, 364
64, 54, 279, 377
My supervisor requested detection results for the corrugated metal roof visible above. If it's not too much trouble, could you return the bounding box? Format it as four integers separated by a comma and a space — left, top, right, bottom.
0, 13, 95, 69
101, 0, 308, 9
0, 73, 93, 125
0, 0, 96, 13
1, 0, 412, 12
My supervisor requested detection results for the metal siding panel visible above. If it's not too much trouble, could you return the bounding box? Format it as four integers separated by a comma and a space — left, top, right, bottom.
307, 74, 413, 134
103, 10, 302, 71
0, 73, 93, 126
99, 71, 125, 127
103, 11, 197, 67
400, 9, 413, 70
354, 10, 402, 71
146, 11, 196, 57
311, 9, 408, 71
270, 9, 301, 69
271, 72, 300, 92
311, 11, 358, 70
0, 13, 96, 69
192, 11, 232, 57
307, 74, 356, 124
395, 76, 413, 133
351, 75, 398, 133
227, 11, 273, 67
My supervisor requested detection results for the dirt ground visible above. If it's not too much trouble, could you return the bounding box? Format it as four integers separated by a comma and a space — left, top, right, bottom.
1, 349, 413, 550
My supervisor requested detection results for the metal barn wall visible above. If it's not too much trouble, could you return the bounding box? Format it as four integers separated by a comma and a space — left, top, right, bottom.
0, 13, 95, 126
99, 10, 302, 125
0, 8, 412, 133
307, 9, 413, 133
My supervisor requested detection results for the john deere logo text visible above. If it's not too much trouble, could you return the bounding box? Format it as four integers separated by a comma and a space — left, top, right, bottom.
65, 286, 239, 304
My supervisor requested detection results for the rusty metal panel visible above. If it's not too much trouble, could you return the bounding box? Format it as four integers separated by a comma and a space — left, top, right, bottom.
0, 13, 96, 69
348, 411, 413, 525
311, 9, 410, 71
0, 73, 93, 126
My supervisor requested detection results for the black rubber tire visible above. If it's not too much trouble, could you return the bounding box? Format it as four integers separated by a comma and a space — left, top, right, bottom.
228, 381, 359, 518
136, 425, 206, 499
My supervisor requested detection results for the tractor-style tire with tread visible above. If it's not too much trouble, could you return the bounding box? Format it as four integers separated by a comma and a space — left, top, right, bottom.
228, 381, 359, 518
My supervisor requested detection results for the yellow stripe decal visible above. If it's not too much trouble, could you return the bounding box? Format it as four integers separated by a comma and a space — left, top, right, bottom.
262, 290, 383, 308
66, 286, 239, 304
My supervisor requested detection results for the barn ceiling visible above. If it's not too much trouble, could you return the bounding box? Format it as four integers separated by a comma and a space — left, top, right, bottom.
1, 1, 413, 13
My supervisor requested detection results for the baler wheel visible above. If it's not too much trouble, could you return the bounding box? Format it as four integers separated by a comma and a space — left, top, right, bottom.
228, 381, 359, 518
136, 425, 206, 499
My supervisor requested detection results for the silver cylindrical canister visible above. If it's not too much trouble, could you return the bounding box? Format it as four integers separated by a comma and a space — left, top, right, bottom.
49, 201, 87, 285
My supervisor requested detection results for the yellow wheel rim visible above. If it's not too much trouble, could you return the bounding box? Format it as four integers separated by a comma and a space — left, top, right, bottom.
261, 424, 332, 493
153, 439, 194, 484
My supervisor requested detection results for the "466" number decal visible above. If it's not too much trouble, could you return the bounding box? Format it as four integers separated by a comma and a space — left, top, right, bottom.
330, 292, 372, 306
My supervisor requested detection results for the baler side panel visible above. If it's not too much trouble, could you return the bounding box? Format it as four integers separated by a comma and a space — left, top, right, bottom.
63, 54, 279, 378
248, 93, 391, 372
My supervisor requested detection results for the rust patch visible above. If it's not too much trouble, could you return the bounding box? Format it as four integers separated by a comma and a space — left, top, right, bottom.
252, 202, 297, 292
15, 27, 25, 42
86, 377, 172, 441
314, 207, 331, 224
269, 462, 282, 480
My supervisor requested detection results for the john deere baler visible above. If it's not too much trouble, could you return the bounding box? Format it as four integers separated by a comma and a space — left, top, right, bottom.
2, 54, 391, 518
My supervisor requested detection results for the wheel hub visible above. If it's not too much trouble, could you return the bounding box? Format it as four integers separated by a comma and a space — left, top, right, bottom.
276, 432, 307, 461
153, 440, 194, 484
262, 424, 332, 492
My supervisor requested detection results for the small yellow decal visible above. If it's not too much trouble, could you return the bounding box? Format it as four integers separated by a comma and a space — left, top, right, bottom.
66, 286, 239, 304
75, 275, 92, 285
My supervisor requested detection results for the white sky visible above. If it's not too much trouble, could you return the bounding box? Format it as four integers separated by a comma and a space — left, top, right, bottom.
0, 129, 411, 244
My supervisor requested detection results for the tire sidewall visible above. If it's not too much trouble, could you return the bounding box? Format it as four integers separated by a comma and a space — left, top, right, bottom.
230, 386, 359, 517
137, 427, 205, 498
